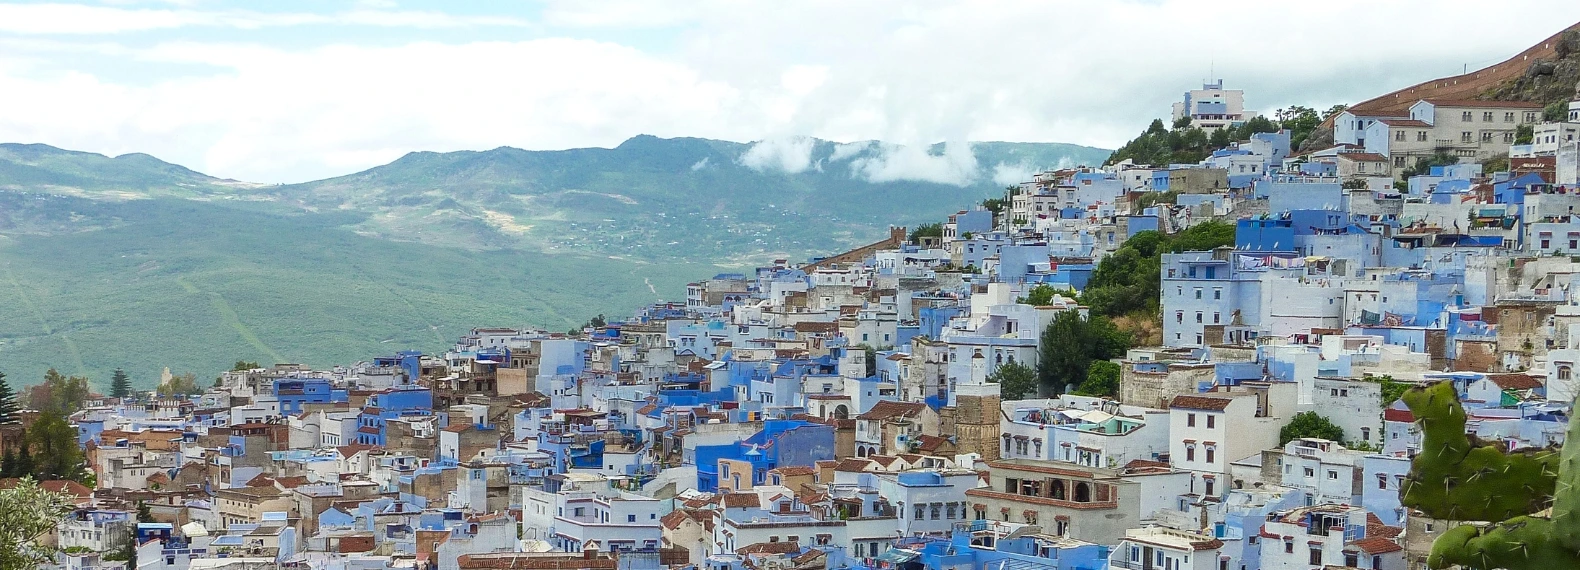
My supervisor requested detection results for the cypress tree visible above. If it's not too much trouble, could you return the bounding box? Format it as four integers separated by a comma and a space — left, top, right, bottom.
0, 370, 20, 424
110, 368, 132, 399
14, 443, 34, 479
0, 447, 14, 477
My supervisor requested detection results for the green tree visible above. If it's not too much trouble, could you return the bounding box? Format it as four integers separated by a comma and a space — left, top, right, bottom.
1146, 119, 1168, 135
1376, 376, 1410, 408
1546, 101, 1569, 122
232, 361, 261, 371
0, 371, 19, 424
1172, 116, 1193, 129
0, 448, 13, 478
1515, 123, 1535, 145
1278, 411, 1345, 446
28, 368, 89, 415
987, 362, 1037, 401
1322, 104, 1349, 120
0, 477, 77, 570
27, 410, 89, 483
590, 314, 607, 328
1037, 311, 1131, 394
137, 501, 154, 523
109, 368, 132, 399
1072, 360, 1122, 398
908, 223, 943, 244
156, 372, 201, 397
1017, 284, 1067, 306
10, 445, 32, 480
1208, 127, 1232, 148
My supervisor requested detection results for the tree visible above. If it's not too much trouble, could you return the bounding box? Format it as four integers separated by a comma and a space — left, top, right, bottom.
28, 368, 89, 415
987, 362, 1037, 401
232, 361, 261, 371
590, 314, 607, 328
0, 449, 13, 478
1072, 360, 1122, 398
1515, 124, 1535, 145
908, 223, 943, 244
27, 410, 88, 483
1016, 284, 1066, 306
1546, 101, 1569, 122
137, 501, 154, 523
1322, 104, 1349, 120
1146, 119, 1167, 135
156, 372, 201, 397
0, 371, 19, 424
1208, 127, 1232, 148
1037, 311, 1131, 394
1278, 411, 1345, 446
110, 368, 132, 399
1172, 116, 1193, 129
0, 477, 77, 570
10, 446, 32, 480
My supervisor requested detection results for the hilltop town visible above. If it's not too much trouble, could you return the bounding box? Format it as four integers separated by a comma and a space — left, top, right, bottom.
6, 60, 1580, 570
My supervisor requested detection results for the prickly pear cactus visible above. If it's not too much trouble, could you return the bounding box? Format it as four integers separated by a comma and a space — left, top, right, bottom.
1401, 381, 1580, 569
1400, 382, 1560, 522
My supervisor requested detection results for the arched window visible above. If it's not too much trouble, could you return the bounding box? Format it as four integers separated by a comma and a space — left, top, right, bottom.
1559, 366, 1572, 381
1073, 482, 1091, 503
1051, 480, 1066, 500
834, 405, 849, 420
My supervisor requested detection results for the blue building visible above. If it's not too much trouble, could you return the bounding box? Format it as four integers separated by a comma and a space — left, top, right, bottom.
274, 378, 348, 416
355, 387, 433, 446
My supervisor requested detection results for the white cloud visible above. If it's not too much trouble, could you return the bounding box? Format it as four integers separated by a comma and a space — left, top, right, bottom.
991, 162, 1035, 187
848, 141, 978, 186
1, 0, 1577, 182
828, 141, 871, 162
0, 3, 529, 34
690, 157, 710, 171
739, 136, 816, 174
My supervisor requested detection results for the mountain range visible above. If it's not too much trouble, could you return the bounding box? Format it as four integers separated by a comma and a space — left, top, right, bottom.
0, 136, 1110, 389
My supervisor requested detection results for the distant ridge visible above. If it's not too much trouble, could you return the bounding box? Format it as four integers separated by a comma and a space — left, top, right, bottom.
1344, 21, 1580, 118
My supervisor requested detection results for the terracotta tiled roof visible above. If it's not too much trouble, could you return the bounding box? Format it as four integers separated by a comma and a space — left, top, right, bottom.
1382, 408, 1414, 423
720, 492, 761, 508
833, 459, 874, 472
737, 541, 799, 555
1337, 153, 1388, 163
1486, 373, 1542, 391
770, 466, 815, 477
1350, 536, 1403, 554
1168, 395, 1233, 411
856, 400, 927, 421
1375, 119, 1432, 128
337, 444, 375, 458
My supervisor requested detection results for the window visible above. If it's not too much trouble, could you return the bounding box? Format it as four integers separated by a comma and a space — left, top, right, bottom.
628, 514, 637, 522
1196, 312, 1203, 323
1394, 130, 1405, 142
1481, 132, 1493, 142
1394, 156, 1406, 167
1310, 548, 1323, 565
1204, 478, 1215, 496
1461, 131, 1473, 142
1378, 474, 1389, 489
1505, 132, 1515, 143
1505, 112, 1516, 122
1285, 542, 1294, 554
1186, 446, 1196, 461
1213, 312, 1220, 324
1206, 415, 1215, 429
1417, 131, 1428, 141
1213, 288, 1222, 299
1193, 288, 1202, 299
1328, 470, 1339, 480
1205, 448, 1215, 463
1462, 111, 1474, 121
1304, 467, 1315, 478
1483, 112, 1494, 122
1176, 311, 1184, 323
1187, 413, 1196, 427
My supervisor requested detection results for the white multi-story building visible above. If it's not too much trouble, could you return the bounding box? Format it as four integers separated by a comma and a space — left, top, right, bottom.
1171, 80, 1258, 132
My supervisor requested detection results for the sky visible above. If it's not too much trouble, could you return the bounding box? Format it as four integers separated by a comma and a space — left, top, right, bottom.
0, 0, 1577, 183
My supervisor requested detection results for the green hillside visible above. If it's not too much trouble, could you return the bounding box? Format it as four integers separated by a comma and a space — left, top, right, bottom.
0, 136, 1108, 390
0, 194, 716, 391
